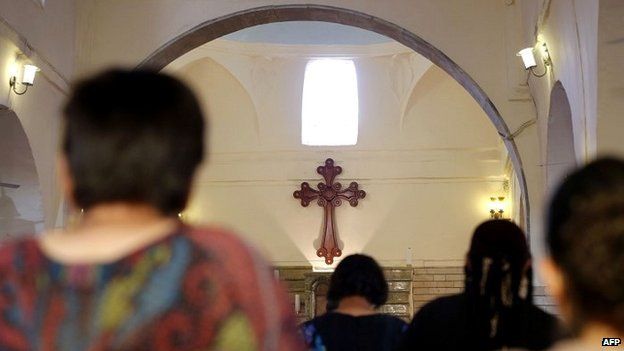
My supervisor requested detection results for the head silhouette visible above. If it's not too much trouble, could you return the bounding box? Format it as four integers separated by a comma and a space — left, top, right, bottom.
465, 220, 532, 348
62, 69, 205, 215
327, 254, 388, 308
546, 158, 624, 334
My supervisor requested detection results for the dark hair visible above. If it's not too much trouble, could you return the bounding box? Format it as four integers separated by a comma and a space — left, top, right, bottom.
327, 254, 388, 307
62, 69, 205, 215
547, 158, 624, 333
465, 220, 533, 349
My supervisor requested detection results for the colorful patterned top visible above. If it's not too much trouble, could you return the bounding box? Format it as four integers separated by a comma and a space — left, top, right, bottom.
0, 225, 303, 351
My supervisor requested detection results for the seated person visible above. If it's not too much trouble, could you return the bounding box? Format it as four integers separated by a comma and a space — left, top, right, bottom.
542, 158, 624, 350
300, 254, 407, 351
0, 70, 302, 350
398, 220, 564, 351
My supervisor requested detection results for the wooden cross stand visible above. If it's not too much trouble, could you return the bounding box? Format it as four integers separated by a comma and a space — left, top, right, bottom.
293, 158, 366, 265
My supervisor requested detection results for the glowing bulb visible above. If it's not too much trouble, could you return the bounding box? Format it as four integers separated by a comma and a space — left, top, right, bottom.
489, 197, 498, 212
497, 197, 506, 212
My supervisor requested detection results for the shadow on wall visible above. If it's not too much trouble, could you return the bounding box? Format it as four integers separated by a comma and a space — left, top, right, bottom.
0, 107, 44, 237
546, 81, 576, 196
0, 188, 39, 236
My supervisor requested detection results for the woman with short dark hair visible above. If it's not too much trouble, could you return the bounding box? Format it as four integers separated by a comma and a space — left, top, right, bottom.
0, 70, 302, 350
398, 220, 564, 351
542, 158, 624, 350
300, 254, 407, 351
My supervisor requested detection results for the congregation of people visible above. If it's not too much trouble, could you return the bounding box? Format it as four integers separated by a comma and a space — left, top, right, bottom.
0, 69, 622, 350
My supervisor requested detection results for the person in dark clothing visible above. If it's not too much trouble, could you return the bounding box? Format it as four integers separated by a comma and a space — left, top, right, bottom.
398, 220, 565, 351
300, 254, 407, 351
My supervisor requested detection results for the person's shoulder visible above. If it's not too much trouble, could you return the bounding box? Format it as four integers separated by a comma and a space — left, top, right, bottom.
378, 314, 409, 334
0, 237, 19, 268
0, 235, 41, 273
410, 293, 465, 327
301, 315, 324, 329
181, 224, 275, 288
300, 317, 324, 347
543, 339, 589, 351
304, 313, 339, 326
376, 314, 408, 327
418, 293, 464, 313
524, 303, 561, 325
303, 312, 353, 329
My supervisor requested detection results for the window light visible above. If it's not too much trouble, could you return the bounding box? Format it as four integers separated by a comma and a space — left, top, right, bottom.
302, 59, 358, 146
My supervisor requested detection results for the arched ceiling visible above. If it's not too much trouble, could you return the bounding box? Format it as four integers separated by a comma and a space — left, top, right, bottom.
222, 21, 392, 46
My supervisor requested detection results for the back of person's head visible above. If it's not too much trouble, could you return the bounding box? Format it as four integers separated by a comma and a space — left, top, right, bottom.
547, 157, 624, 334
327, 254, 388, 308
62, 69, 205, 216
465, 220, 533, 348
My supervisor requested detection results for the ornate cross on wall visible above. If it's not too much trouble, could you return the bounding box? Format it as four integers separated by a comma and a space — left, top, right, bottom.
293, 158, 366, 265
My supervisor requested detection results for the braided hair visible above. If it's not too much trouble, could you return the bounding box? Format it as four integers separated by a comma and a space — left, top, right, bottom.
465, 220, 533, 350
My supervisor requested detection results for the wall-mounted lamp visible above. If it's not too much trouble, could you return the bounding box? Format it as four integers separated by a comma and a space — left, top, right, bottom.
517, 42, 551, 78
489, 196, 506, 219
9, 64, 39, 95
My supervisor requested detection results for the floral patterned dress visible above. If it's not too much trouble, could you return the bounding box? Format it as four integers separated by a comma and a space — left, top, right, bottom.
0, 225, 303, 351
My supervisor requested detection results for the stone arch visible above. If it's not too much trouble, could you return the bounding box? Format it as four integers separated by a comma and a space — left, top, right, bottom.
0, 105, 44, 237
136, 4, 530, 234
546, 82, 576, 194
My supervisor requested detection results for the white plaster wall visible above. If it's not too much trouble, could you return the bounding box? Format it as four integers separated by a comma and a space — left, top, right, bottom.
545, 83, 576, 197
520, 0, 597, 164
518, 0, 598, 267
74, 0, 541, 253
0, 109, 44, 236
0, 0, 75, 78
172, 42, 508, 267
0, 1, 75, 230
74, 1, 538, 148
0, 0, 602, 264
597, 0, 624, 155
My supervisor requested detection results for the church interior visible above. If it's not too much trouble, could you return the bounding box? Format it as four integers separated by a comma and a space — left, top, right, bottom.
0, 0, 621, 333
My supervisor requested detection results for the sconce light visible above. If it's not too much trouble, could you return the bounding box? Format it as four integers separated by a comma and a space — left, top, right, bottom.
489, 196, 506, 219
9, 64, 39, 95
517, 42, 551, 78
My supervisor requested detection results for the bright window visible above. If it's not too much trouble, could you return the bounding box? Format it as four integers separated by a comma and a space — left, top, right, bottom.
302, 59, 358, 146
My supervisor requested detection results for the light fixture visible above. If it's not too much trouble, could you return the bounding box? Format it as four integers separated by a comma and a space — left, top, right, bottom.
517, 48, 537, 69
9, 64, 39, 95
489, 196, 506, 219
517, 43, 551, 78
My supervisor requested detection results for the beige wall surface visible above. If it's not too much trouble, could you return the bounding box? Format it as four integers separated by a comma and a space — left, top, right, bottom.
0, 0, 603, 268
0, 109, 44, 235
597, 0, 624, 156
0, 0, 75, 231
518, 0, 598, 264
74, 0, 543, 260
520, 0, 597, 163
172, 40, 507, 267
0, 0, 75, 78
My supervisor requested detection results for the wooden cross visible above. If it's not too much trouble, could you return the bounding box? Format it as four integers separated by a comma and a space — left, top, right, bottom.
293, 158, 366, 265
